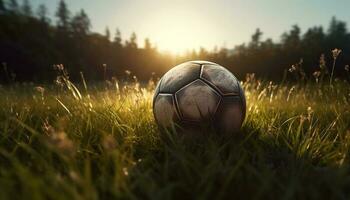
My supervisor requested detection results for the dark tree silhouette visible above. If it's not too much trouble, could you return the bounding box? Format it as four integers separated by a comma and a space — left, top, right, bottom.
0, 0, 349, 83
55, 0, 70, 31
0, 0, 6, 13
250, 28, 263, 49
126, 32, 137, 49
36, 4, 49, 23
144, 38, 151, 50
113, 28, 122, 48
282, 25, 301, 50
105, 26, 110, 41
327, 17, 349, 50
21, 0, 32, 16
8, 0, 19, 13
71, 9, 90, 36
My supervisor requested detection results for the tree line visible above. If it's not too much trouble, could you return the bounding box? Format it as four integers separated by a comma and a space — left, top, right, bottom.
0, 0, 349, 83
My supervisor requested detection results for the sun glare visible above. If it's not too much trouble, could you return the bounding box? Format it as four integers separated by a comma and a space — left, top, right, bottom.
142, 9, 217, 54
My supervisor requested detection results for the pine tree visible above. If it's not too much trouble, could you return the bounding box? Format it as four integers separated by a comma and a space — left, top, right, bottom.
327, 17, 348, 50
71, 9, 91, 36
105, 26, 111, 41
8, 0, 19, 13
55, 0, 70, 30
250, 28, 263, 49
0, 0, 6, 13
37, 4, 49, 23
281, 25, 301, 49
113, 28, 122, 48
144, 38, 151, 50
327, 17, 347, 38
126, 32, 137, 49
21, 0, 32, 16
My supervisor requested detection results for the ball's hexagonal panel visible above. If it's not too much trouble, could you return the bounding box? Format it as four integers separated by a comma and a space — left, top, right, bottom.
215, 96, 245, 134
159, 62, 201, 93
200, 64, 240, 96
175, 79, 221, 121
153, 94, 178, 127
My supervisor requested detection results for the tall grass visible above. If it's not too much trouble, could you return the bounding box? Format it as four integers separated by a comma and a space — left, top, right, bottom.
0, 63, 349, 199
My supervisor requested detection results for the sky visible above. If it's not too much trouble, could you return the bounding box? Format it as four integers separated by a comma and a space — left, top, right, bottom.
30, 0, 350, 54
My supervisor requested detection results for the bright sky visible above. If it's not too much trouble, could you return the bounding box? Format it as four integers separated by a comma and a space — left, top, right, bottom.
31, 0, 350, 54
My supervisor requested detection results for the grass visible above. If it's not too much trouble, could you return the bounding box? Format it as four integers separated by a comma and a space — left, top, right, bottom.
0, 75, 349, 200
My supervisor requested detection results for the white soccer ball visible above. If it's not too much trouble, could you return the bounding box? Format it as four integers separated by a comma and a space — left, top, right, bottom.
153, 61, 246, 134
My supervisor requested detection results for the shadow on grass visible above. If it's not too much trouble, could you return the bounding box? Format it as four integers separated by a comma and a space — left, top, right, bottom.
130, 124, 350, 200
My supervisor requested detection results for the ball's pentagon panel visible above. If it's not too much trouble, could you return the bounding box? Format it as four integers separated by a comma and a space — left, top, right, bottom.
175, 79, 221, 122
159, 62, 201, 93
153, 94, 178, 127
153, 60, 246, 134
200, 64, 240, 96
215, 96, 245, 134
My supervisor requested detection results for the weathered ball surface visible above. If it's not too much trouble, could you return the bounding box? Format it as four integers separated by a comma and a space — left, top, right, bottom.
153, 61, 246, 134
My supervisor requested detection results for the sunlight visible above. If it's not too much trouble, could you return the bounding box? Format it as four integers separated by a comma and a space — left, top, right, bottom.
142, 9, 217, 54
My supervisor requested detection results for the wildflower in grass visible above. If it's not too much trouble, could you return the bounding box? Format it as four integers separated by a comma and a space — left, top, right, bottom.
55, 76, 64, 87
267, 81, 277, 103
49, 131, 75, 155
330, 48, 342, 86
43, 120, 75, 156
300, 115, 307, 124
307, 106, 314, 121
111, 76, 119, 90
102, 134, 117, 151
53, 64, 64, 71
42, 119, 53, 133
34, 86, 45, 101
313, 71, 321, 83
288, 59, 305, 81
332, 48, 342, 59
122, 167, 129, 176
69, 171, 81, 183
34, 86, 45, 94
288, 65, 296, 72
54, 64, 69, 79
105, 80, 113, 87
114, 80, 120, 92
317, 54, 328, 83
245, 73, 255, 83
125, 70, 131, 76
287, 86, 295, 102
147, 79, 155, 90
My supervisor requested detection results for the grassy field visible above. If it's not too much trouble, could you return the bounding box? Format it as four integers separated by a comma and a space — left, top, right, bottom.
0, 74, 349, 200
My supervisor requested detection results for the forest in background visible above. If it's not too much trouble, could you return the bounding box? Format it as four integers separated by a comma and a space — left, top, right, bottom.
0, 0, 350, 83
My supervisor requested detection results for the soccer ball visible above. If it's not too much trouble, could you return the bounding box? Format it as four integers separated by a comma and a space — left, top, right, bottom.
153, 61, 246, 134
